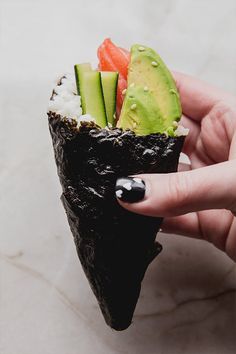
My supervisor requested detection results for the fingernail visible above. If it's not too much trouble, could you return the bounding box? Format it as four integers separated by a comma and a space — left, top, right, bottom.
115, 177, 146, 203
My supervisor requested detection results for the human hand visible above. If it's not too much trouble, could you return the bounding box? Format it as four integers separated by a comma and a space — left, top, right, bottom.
115, 72, 236, 261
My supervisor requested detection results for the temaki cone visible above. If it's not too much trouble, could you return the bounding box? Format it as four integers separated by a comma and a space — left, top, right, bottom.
48, 113, 184, 330
48, 38, 186, 330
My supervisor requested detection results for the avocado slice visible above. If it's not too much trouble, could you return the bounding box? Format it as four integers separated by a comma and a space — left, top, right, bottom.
117, 86, 163, 135
117, 44, 182, 135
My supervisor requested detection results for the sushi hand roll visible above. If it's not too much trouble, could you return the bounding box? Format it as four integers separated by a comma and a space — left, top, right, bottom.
47, 39, 187, 331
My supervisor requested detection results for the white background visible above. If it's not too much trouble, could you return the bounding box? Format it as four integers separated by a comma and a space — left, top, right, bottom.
1, 1, 236, 353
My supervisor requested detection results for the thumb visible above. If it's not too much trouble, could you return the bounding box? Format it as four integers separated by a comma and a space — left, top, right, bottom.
115, 161, 236, 217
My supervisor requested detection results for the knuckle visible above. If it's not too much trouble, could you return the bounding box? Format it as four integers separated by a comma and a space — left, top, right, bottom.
167, 173, 191, 214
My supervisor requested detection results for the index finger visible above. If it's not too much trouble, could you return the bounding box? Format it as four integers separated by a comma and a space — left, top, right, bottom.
173, 71, 232, 121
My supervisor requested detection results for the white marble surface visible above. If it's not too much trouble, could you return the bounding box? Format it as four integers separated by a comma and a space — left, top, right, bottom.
1, 0, 236, 353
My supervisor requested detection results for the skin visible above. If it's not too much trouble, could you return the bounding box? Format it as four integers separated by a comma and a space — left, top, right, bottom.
118, 72, 236, 262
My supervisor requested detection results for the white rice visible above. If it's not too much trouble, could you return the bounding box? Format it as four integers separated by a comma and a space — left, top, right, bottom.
175, 125, 189, 136
48, 74, 95, 125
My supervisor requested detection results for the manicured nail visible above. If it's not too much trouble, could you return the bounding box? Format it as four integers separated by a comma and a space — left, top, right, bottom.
115, 177, 146, 203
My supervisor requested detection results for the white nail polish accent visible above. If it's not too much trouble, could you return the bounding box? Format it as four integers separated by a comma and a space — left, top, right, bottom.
133, 178, 143, 184
116, 190, 123, 198
123, 182, 132, 191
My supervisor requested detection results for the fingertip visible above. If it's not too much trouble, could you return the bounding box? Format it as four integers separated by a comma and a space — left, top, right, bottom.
115, 176, 146, 204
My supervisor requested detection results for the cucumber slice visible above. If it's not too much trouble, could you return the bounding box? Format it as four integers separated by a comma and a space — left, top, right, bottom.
78, 70, 107, 128
74, 63, 92, 96
101, 72, 118, 127
74, 64, 107, 128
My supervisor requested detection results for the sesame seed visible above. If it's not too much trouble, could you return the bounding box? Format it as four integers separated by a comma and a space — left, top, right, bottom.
129, 83, 135, 88
144, 86, 149, 92
172, 121, 178, 128
138, 46, 145, 51
163, 131, 168, 137
151, 61, 158, 67
122, 89, 127, 95
130, 103, 137, 110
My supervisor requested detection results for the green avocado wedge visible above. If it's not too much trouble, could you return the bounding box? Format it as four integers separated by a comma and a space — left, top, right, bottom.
117, 44, 182, 135
117, 86, 163, 135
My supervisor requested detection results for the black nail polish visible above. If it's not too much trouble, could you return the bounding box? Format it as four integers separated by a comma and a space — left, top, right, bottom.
115, 177, 146, 203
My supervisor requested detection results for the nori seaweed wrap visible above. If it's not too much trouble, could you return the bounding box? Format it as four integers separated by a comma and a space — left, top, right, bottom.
48, 112, 184, 330
47, 39, 186, 330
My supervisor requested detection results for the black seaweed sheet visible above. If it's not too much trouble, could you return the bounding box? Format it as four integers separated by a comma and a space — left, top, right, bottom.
48, 112, 185, 330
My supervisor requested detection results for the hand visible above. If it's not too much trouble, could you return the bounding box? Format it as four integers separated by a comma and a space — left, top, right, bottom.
116, 72, 236, 261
